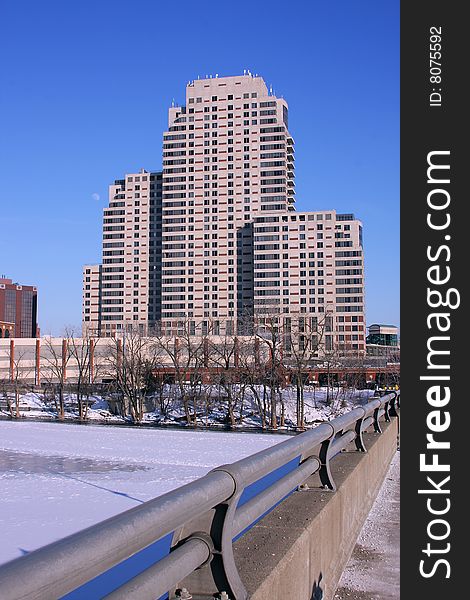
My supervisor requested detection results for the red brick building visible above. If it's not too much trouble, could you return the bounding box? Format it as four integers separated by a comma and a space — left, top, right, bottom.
0, 278, 38, 338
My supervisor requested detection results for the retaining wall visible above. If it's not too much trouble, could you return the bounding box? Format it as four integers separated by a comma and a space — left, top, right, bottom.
231, 419, 399, 600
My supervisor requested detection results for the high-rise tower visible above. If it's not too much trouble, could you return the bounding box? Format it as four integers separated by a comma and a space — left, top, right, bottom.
82, 170, 162, 336
160, 74, 295, 336
82, 74, 366, 354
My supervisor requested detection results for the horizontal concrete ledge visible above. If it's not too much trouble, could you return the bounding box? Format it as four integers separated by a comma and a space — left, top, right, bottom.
233, 419, 399, 600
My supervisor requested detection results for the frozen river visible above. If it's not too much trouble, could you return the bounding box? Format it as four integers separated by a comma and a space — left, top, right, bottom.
0, 420, 282, 565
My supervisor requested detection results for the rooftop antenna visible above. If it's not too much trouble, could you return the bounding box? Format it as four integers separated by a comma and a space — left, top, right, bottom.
243, 69, 246, 75
269, 84, 273, 95
171, 98, 175, 107
215, 73, 218, 78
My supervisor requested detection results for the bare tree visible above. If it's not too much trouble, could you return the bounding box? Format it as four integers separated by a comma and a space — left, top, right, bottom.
67, 328, 93, 421
286, 315, 326, 430
254, 314, 285, 429
338, 355, 370, 408
41, 336, 72, 420
208, 335, 242, 428
1, 346, 34, 418
238, 337, 269, 429
149, 364, 175, 420
152, 320, 209, 426
0, 378, 12, 417
104, 328, 158, 423
137, 342, 175, 419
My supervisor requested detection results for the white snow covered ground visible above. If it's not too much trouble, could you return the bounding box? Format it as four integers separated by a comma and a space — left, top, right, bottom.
0, 421, 283, 565
0, 386, 376, 426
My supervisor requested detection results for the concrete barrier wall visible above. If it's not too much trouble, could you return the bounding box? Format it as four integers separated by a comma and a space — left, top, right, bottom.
232, 419, 399, 600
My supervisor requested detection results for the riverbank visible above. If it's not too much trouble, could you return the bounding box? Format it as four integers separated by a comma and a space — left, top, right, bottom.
0, 386, 376, 431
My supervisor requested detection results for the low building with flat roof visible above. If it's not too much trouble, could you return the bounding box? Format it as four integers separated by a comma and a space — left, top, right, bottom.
366, 324, 399, 359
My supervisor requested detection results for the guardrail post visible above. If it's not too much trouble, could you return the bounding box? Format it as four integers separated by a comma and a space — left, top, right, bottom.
176, 467, 248, 599
373, 406, 382, 433
354, 407, 367, 452
389, 392, 399, 417
383, 400, 391, 422
318, 423, 336, 491
207, 469, 248, 600
318, 438, 336, 491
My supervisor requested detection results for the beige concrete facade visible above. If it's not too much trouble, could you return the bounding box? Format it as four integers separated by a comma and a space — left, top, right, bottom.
0, 337, 112, 385
161, 74, 295, 336
82, 264, 101, 335
80, 74, 366, 354
0, 335, 254, 385
82, 171, 163, 337
253, 210, 366, 354
101, 171, 151, 334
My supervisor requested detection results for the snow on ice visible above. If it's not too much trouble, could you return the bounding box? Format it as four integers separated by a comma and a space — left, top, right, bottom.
0, 420, 282, 565
0, 386, 376, 565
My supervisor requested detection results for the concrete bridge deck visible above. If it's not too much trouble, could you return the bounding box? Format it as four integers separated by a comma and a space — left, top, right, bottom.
334, 452, 400, 599
229, 420, 399, 600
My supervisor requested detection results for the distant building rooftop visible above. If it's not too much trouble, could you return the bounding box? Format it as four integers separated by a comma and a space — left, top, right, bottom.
366, 324, 399, 351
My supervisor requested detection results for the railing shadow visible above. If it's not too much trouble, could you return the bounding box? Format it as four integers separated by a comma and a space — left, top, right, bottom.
46, 470, 145, 504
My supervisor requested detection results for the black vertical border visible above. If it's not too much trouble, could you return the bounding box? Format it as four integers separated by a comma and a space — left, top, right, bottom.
401, 1, 467, 596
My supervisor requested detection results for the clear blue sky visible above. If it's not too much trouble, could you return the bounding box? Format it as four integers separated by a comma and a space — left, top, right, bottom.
0, 0, 399, 335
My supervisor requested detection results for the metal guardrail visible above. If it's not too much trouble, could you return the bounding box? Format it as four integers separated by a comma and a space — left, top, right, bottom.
0, 391, 400, 600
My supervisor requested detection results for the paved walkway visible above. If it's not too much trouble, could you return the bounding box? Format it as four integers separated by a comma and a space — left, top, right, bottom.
334, 451, 400, 600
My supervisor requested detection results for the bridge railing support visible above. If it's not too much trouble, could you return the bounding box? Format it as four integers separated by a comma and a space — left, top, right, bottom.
0, 392, 399, 600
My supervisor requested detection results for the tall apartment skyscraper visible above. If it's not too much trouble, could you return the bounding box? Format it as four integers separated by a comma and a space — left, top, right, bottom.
82, 170, 162, 336
160, 74, 295, 336
82, 74, 366, 353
